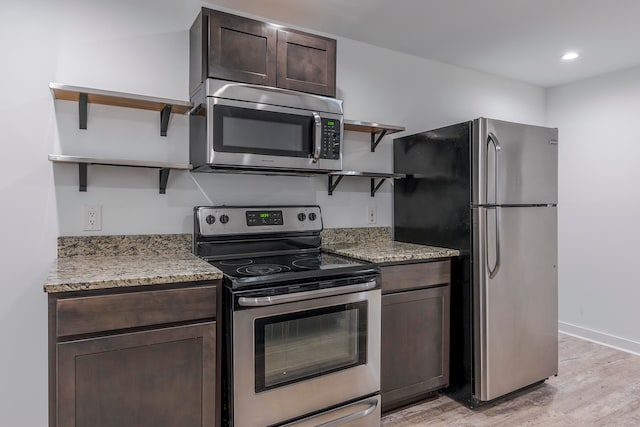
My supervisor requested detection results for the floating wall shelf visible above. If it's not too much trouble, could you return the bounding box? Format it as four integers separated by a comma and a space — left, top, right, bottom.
327, 171, 406, 197
48, 155, 192, 194
49, 82, 193, 136
343, 119, 405, 152
191, 165, 327, 177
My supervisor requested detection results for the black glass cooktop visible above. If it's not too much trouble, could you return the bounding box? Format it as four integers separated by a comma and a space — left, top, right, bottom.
208, 251, 378, 289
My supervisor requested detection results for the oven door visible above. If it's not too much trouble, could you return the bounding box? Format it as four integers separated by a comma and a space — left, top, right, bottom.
207, 97, 343, 171
232, 285, 381, 427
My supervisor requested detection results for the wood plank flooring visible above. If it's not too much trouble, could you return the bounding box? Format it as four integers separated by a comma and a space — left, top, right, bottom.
381, 334, 640, 426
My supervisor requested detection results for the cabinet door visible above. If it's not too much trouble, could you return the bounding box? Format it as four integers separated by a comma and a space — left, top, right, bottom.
56, 323, 215, 427
381, 286, 450, 411
276, 29, 336, 97
208, 10, 277, 86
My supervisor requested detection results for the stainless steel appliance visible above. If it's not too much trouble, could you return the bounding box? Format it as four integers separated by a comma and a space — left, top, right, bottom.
193, 205, 381, 426
189, 79, 344, 173
393, 118, 558, 406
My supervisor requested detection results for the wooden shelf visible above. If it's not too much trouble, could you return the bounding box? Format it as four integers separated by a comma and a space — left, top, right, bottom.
327, 171, 405, 197
49, 82, 193, 136
343, 119, 405, 152
49, 155, 192, 194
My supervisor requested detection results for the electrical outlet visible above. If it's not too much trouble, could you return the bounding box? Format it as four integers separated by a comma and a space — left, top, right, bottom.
83, 205, 102, 231
367, 206, 377, 224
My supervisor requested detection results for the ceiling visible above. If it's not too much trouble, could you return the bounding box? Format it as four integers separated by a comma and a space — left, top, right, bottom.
207, 0, 640, 88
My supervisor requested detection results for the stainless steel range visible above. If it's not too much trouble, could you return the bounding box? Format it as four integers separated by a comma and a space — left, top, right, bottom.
193, 205, 381, 427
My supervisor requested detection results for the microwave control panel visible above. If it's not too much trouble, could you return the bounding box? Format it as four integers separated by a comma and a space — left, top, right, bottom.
320, 118, 341, 160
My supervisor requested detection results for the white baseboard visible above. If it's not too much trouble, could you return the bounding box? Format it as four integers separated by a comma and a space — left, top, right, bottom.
559, 321, 640, 356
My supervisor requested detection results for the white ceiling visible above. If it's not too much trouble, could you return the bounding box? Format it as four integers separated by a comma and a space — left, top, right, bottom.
207, 0, 640, 88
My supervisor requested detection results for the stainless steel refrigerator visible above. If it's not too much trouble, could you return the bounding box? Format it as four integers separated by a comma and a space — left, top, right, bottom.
393, 118, 558, 406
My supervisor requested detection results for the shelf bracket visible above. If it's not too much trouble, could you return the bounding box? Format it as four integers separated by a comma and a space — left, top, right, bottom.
79, 93, 88, 130
159, 168, 170, 194
370, 178, 387, 197
160, 105, 172, 136
78, 163, 87, 192
328, 175, 345, 196
371, 129, 387, 152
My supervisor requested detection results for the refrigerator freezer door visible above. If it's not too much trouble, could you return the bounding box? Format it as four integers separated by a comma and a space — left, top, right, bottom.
473, 206, 558, 402
473, 118, 558, 206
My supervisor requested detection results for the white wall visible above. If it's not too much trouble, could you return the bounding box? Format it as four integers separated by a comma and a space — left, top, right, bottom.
547, 66, 640, 354
0, 0, 545, 425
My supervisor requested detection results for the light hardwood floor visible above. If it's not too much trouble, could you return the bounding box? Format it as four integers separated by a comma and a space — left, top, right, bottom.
381, 334, 640, 426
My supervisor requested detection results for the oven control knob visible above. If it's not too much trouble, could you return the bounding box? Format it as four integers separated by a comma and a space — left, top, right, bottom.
219, 214, 229, 224
308, 212, 317, 221
205, 215, 216, 225
297, 213, 306, 221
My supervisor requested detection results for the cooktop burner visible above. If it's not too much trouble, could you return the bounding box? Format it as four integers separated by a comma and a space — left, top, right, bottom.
291, 257, 321, 269
236, 264, 291, 276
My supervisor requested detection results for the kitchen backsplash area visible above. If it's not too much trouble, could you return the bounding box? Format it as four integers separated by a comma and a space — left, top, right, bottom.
320, 226, 391, 245
57, 234, 192, 257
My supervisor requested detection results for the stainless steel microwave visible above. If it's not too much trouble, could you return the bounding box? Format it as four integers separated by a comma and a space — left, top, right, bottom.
189, 79, 344, 173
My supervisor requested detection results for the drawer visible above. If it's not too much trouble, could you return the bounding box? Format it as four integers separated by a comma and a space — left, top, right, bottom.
56, 285, 217, 337
381, 260, 450, 293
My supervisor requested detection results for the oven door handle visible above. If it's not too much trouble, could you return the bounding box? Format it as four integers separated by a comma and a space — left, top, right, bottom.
237, 280, 377, 307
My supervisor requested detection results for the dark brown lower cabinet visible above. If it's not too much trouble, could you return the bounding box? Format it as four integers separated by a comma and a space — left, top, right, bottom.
380, 261, 451, 412
58, 324, 215, 427
49, 282, 220, 427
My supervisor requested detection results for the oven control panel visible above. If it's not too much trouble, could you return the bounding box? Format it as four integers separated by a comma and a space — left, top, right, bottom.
246, 210, 284, 226
196, 205, 322, 236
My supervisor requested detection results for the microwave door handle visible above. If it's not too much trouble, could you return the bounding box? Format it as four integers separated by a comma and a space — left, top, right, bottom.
312, 112, 322, 163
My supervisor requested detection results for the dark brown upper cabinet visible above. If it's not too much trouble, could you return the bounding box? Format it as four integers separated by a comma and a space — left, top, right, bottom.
276, 28, 336, 97
190, 8, 337, 98
208, 10, 277, 87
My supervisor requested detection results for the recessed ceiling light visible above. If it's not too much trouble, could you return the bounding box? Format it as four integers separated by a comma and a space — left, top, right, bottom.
562, 52, 579, 61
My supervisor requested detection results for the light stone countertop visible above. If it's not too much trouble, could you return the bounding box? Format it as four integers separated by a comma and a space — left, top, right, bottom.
44, 253, 222, 293
43, 230, 456, 292
323, 240, 460, 264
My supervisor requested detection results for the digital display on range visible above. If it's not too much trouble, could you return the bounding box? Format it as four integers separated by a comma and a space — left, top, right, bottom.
246, 210, 283, 226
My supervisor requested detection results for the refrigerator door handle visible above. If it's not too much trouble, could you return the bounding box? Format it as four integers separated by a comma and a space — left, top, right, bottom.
486, 132, 502, 278
485, 206, 502, 279
487, 132, 502, 205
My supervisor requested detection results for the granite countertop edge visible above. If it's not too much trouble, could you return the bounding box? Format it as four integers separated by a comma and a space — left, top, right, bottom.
44, 254, 223, 294
322, 241, 460, 264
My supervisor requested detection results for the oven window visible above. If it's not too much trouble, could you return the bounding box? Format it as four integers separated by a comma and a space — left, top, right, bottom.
213, 105, 312, 157
254, 302, 367, 392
